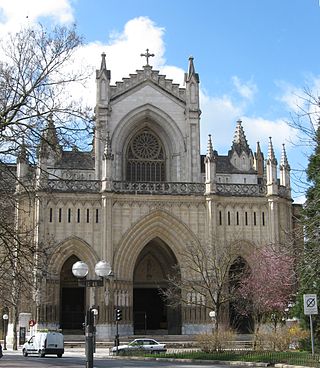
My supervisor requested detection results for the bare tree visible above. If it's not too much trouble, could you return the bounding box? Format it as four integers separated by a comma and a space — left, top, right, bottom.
0, 24, 93, 160
0, 23, 93, 348
162, 240, 243, 331
288, 91, 320, 344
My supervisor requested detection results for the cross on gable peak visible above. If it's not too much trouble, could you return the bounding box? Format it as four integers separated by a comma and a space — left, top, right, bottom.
140, 48, 155, 66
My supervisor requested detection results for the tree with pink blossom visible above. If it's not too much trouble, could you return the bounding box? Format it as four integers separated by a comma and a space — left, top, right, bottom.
236, 245, 296, 343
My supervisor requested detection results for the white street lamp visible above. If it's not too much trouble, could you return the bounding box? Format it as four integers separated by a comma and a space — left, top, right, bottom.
209, 310, 216, 333
71, 260, 114, 368
2, 313, 9, 350
94, 260, 111, 278
209, 310, 216, 319
72, 261, 89, 278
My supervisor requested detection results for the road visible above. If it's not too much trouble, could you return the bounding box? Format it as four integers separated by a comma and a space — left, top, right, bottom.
0, 350, 247, 368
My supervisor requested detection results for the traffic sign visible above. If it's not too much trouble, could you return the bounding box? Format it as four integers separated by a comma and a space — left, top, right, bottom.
304, 294, 318, 315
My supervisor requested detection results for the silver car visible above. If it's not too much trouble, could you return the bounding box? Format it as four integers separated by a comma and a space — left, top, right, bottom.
111, 338, 167, 354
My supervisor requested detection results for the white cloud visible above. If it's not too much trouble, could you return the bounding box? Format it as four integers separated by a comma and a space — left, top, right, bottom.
232, 76, 257, 101
160, 65, 185, 87
200, 90, 242, 153
241, 116, 298, 154
199, 86, 299, 159
0, 3, 303, 166
278, 76, 320, 114
104, 17, 166, 83
68, 16, 186, 109
0, 0, 74, 36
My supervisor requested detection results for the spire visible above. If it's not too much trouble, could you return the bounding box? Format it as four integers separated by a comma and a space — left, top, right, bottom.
267, 137, 277, 165
280, 143, 291, 192
100, 52, 107, 71
256, 141, 261, 155
185, 56, 199, 83
266, 136, 278, 196
254, 141, 264, 177
231, 119, 251, 155
96, 52, 110, 80
18, 138, 28, 163
46, 114, 59, 146
204, 135, 217, 194
206, 134, 214, 160
280, 143, 290, 169
38, 114, 61, 160
16, 137, 30, 186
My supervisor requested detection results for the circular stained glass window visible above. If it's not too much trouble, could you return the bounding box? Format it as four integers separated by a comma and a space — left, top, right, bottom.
131, 131, 161, 159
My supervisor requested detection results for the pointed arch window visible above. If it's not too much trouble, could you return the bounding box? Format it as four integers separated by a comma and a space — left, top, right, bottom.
126, 129, 166, 182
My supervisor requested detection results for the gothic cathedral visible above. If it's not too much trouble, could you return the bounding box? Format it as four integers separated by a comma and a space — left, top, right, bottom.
15, 52, 299, 339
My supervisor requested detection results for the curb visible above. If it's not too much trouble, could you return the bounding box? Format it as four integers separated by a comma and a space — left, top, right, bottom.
106, 355, 270, 367
106, 355, 315, 368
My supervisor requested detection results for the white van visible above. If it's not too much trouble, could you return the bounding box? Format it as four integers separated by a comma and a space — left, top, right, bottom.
22, 332, 64, 358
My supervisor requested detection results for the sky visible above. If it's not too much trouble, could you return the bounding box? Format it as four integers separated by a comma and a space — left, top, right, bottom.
0, 0, 319, 202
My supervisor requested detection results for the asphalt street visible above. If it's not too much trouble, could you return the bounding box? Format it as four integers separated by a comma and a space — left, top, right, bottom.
0, 349, 256, 368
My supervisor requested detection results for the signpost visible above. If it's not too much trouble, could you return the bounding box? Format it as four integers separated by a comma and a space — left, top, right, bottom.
303, 294, 318, 355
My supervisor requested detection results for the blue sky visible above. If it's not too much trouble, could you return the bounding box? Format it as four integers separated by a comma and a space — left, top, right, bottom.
0, 0, 319, 202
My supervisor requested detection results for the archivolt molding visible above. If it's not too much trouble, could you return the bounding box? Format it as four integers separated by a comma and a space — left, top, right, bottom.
114, 209, 200, 280
112, 104, 185, 158
47, 236, 100, 278
229, 239, 256, 267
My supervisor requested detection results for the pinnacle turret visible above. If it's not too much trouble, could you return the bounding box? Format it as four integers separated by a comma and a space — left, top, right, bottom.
96, 52, 110, 80
206, 134, 214, 160
184, 56, 199, 83
254, 141, 264, 177
267, 137, 277, 165
100, 52, 107, 71
280, 143, 290, 169
280, 143, 291, 191
204, 134, 216, 194
266, 136, 278, 196
231, 119, 251, 155
18, 138, 29, 163
38, 114, 61, 160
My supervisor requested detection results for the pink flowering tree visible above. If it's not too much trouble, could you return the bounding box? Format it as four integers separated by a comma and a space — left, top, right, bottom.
236, 245, 296, 338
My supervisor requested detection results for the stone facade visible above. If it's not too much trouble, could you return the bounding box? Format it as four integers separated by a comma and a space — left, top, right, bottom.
14, 53, 299, 339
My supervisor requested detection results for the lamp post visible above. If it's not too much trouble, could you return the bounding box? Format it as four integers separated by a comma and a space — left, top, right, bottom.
72, 260, 112, 368
209, 310, 216, 333
2, 314, 8, 350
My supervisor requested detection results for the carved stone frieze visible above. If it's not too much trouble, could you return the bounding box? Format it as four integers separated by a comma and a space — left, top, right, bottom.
111, 181, 205, 195
216, 183, 266, 197
48, 179, 101, 192
46, 179, 275, 200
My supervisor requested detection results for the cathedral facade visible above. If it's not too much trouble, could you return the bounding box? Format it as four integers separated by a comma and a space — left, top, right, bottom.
15, 52, 299, 339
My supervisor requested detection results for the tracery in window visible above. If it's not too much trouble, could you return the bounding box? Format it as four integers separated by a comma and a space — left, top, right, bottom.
126, 129, 166, 182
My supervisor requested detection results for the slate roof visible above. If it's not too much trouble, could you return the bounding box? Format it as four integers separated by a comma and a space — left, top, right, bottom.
200, 154, 257, 174
55, 151, 95, 170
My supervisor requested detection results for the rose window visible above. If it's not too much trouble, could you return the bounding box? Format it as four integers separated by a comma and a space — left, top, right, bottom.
126, 129, 165, 182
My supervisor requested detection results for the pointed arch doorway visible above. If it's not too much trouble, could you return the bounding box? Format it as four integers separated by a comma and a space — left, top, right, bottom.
229, 256, 254, 334
60, 255, 86, 331
133, 238, 181, 335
